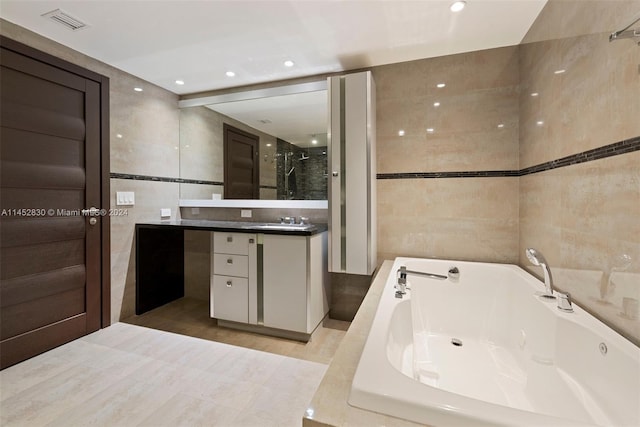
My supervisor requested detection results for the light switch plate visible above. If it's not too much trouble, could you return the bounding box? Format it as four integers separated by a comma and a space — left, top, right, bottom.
116, 191, 135, 206
241, 209, 252, 218
160, 208, 171, 218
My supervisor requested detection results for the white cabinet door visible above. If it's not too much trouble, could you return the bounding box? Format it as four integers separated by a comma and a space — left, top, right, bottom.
328, 71, 376, 275
212, 254, 248, 277
211, 275, 248, 323
213, 232, 254, 255
262, 234, 307, 333
210, 231, 257, 324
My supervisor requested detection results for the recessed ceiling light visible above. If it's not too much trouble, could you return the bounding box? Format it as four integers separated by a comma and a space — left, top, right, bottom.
225, 71, 235, 77
433, 102, 441, 107
266, 143, 272, 147
175, 80, 185, 85
531, 92, 539, 97
116, 134, 123, 138
450, 1, 466, 12
426, 128, 435, 133
536, 120, 544, 126
554, 69, 566, 74
437, 83, 446, 88
398, 130, 405, 136
284, 60, 295, 67
497, 124, 505, 128
312, 139, 318, 144
134, 87, 143, 92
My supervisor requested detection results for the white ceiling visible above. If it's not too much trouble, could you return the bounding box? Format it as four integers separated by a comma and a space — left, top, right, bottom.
0, 0, 547, 95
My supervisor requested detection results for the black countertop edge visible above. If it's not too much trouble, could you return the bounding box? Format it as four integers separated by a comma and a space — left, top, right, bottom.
135, 220, 328, 236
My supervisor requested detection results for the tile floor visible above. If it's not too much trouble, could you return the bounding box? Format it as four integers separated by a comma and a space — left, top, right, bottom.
0, 311, 343, 427
123, 298, 350, 365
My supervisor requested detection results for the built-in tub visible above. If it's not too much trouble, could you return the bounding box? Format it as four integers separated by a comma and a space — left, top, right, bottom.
349, 257, 640, 426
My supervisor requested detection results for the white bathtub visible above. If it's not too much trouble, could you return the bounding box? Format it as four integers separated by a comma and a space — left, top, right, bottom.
348, 257, 640, 426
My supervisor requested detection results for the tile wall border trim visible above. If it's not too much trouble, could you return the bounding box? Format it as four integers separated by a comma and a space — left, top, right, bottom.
377, 136, 640, 180
110, 173, 223, 186
110, 137, 639, 183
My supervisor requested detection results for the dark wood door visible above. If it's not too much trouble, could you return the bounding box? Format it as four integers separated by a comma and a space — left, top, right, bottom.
0, 40, 105, 369
224, 124, 259, 199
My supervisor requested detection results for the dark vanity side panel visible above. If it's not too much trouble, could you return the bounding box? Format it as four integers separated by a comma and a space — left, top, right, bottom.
136, 226, 184, 314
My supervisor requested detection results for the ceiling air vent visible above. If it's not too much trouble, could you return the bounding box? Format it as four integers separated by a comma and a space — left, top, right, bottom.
41, 9, 88, 31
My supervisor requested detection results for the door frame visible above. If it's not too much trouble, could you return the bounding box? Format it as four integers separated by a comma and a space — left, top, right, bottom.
1, 36, 111, 328
223, 123, 259, 199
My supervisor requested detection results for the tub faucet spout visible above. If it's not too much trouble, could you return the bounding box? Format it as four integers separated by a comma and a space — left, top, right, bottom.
525, 248, 555, 299
395, 265, 448, 296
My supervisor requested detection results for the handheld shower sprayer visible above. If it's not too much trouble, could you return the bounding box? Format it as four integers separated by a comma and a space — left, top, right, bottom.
525, 248, 555, 299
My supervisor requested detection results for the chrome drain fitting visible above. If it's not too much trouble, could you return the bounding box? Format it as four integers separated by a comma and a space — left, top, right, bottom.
451, 338, 463, 347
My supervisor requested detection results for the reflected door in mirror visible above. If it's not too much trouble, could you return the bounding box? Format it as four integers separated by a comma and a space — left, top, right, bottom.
224, 124, 259, 199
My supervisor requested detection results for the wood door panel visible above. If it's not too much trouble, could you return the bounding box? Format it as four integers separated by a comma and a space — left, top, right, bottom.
1, 127, 84, 166
1, 288, 85, 340
1, 100, 86, 141
0, 36, 107, 369
1, 266, 86, 307
0, 48, 87, 94
0, 217, 85, 247
0, 314, 87, 369
1, 162, 85, 189
1, 239, 85, 280
0, 188, 84, 210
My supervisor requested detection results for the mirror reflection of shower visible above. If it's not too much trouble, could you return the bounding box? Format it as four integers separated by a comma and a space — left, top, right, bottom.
276, 137, 327, 200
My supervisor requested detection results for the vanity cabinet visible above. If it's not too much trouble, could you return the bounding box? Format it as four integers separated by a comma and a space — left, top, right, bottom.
209, 229, 329, 339
262, 232, 329, 334
210, 232, 257, 324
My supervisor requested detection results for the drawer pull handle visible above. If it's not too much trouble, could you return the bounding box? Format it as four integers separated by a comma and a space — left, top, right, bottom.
227, 236, 233, 243
227, 258, 233, 264
226, 280, 232, 287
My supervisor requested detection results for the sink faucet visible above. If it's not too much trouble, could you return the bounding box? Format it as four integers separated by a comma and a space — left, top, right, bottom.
279, 216, 296, 225
525, 248, 555, 299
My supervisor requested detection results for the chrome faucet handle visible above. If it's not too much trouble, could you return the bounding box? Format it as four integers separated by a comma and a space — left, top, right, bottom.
396, 276, 407, 294
557, 292, 574, 313
279, 217, 286, 224
448, 266, 460, 281
398, 265, 407, 279
288, 216, 296, 224
299, 216, 309, 225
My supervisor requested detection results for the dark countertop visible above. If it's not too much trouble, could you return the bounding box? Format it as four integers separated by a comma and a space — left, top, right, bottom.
136, 219, 328, 236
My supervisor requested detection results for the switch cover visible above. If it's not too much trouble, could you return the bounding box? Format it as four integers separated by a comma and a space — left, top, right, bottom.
116, 191, 135, 206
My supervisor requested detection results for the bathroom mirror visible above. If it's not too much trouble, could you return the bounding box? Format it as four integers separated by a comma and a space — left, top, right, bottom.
178, 81, 328, 200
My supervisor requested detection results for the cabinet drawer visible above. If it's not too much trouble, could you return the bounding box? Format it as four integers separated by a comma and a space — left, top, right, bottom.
213, 254, 248, 277
211, 275, 248, 323
213, 232, 255, 255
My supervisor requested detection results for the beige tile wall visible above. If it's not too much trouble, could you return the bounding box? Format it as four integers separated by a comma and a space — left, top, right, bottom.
519, 0, 640, 344
372, 46, 521, 264
0, 19, 182, 323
